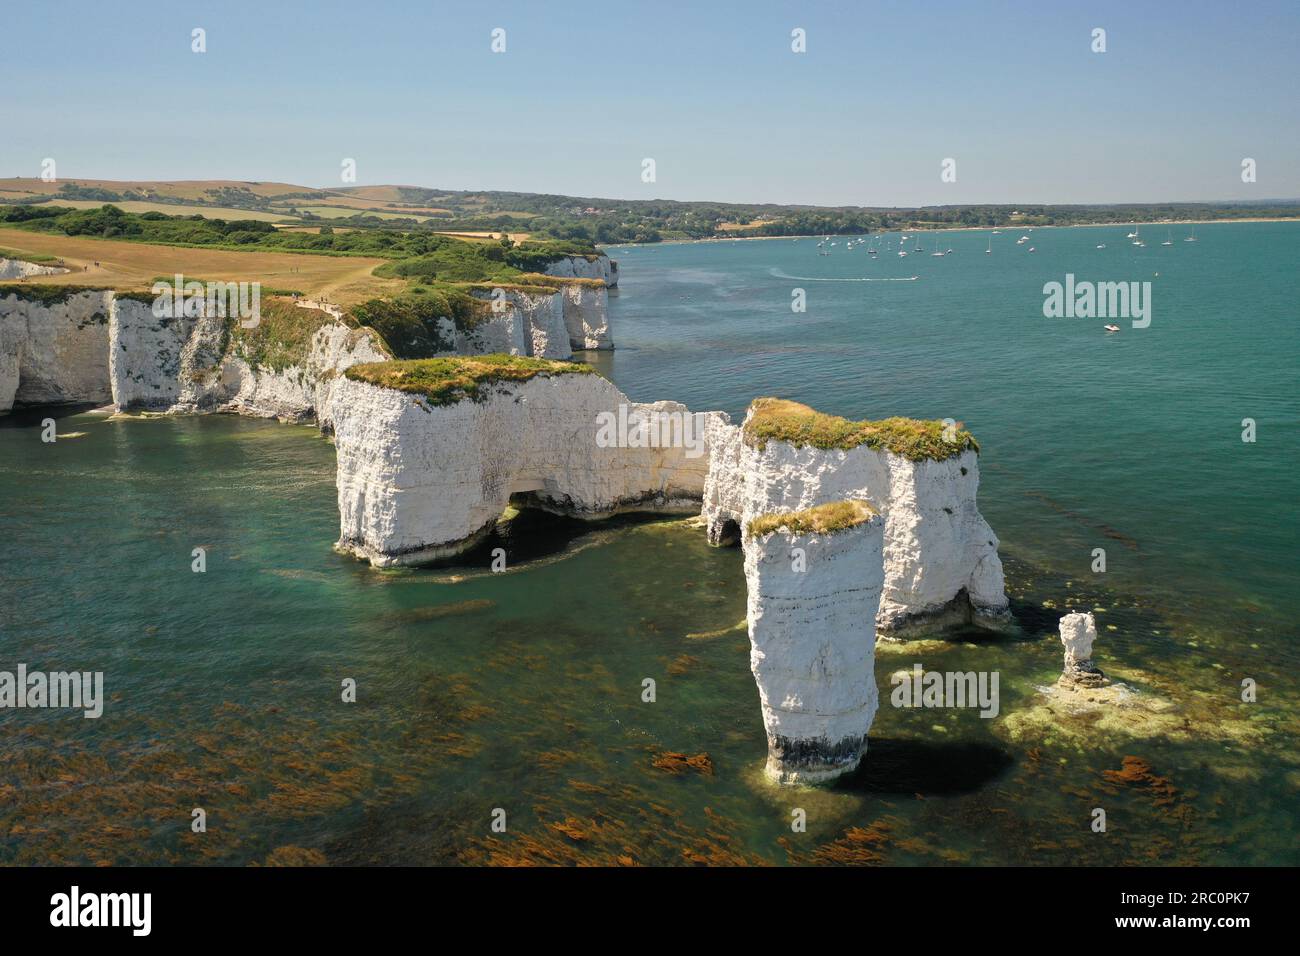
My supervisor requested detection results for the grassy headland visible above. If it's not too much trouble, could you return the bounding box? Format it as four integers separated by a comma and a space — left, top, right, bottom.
744, 398, 978, 461
344, 354, 596, 406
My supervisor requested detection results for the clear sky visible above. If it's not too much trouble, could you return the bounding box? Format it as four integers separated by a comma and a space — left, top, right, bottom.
3, 0, 1298, 207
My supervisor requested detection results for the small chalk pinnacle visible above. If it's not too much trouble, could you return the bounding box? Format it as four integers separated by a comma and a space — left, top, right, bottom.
1058, 612, 1108, 687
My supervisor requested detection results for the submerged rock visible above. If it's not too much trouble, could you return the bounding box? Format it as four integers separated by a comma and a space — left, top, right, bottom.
651, 751, 714, 776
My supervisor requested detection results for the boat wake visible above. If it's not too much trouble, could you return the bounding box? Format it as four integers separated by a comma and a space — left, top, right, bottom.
767, 268, 919, 282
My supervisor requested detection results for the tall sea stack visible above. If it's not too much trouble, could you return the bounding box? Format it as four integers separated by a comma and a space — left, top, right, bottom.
743, 500, 885, 784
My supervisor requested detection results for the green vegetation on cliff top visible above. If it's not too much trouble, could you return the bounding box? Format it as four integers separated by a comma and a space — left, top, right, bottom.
747, 499, 878, 538
349, 288, 487, 359
744, 397, 979, 460
0, 247, 61, 264
0, 283, 108, 305
229, 298, 380, 372
345, 354, 596, 406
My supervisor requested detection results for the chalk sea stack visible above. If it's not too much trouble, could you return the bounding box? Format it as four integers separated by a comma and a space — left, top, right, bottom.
704, 398, 1013, 637
1058, 612, 1108, 687
744, 500, 884, 785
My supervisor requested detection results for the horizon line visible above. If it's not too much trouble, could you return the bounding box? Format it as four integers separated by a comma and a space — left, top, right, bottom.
5, 174, 1299, 212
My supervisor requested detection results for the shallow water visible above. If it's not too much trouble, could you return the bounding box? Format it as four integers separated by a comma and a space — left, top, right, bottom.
1, 223, 1297, 865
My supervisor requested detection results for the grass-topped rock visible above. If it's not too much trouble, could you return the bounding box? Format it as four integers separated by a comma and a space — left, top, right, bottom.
344, 354, 596, 406
747, 499, 878, 539
743, 398, 978, 461
0, 283, 108, 305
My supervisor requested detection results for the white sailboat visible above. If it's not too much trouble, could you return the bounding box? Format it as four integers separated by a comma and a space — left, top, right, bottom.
986, 232, 992, 254
1162, 229, 1173, 246
1185, 226, 1197, 242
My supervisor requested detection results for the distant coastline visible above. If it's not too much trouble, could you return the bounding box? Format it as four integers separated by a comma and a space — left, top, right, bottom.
604, 217, 1300, 249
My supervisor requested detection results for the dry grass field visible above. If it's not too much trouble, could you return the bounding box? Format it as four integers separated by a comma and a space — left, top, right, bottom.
0, 178, 550, 227
0, 227, 403, 306
283, 191, 453, 216
431, 230, 532, 242
717, 219, 777, 231
292, 205, 439, 222
0, 178, 307, 201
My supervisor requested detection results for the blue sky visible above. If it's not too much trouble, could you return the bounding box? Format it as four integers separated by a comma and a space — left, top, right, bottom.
3, 0, 1297, 206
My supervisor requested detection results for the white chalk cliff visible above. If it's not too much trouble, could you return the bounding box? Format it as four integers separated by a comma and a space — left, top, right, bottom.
745, 501, 885, 784
0, 288, 113, 413
542, 253, 619, 288
332, 368, 711, 566
465, 289, 572, 360
1, 283, 387, 422
1, 248, 618, 416
453, 284, 611, 358
703, 400, 1011, 635
107, 296, 388, 423
558, 282, 612, 350
0, 257, 70, 280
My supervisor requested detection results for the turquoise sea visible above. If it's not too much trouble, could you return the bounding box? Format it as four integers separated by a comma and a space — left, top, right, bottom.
1, 222, 1297, 865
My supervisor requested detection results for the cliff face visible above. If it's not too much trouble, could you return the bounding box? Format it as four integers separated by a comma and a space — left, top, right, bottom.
461, 289, 572, 360
558, 283, 612, 350
440, 311, 526, 357
703, 404, 1011, 634
0, 290, 112, 413
108, 295, 388, 423
108, 296, 197, 412
745, 501, 885, 784
222, 323, 389, 427
542, 253, 618, 288
332, 369, 711, 566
